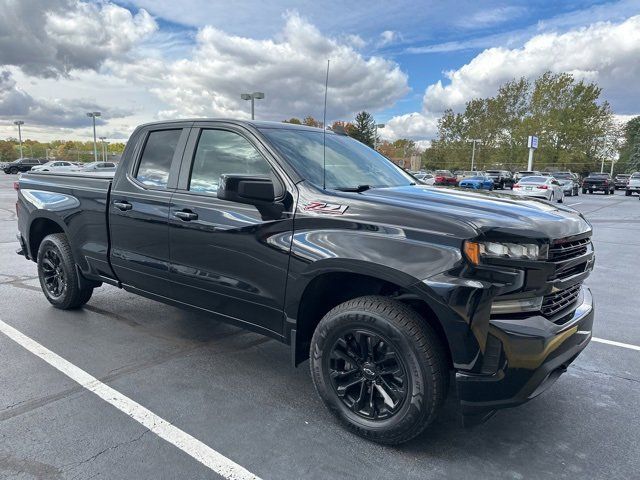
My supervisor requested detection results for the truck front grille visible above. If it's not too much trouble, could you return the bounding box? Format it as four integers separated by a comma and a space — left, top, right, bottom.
541, 283, 582, 317
548, 237, 591, 262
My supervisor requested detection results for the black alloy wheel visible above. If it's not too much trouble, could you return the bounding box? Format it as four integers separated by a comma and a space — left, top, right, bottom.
40, 246, 66, 298
37, 233, 94, 309
327, 329, 408, 421
310, 296, 448, 445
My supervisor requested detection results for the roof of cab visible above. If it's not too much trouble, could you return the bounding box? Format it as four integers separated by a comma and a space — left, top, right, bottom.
136, 118, 335, 134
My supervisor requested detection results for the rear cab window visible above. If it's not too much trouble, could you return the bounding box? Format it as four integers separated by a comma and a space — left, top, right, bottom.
135, 129, 183, 188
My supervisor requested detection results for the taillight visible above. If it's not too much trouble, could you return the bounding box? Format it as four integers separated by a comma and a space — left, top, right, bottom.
537, 185, 548, 190
513, 184, 521, 189
13, 181, 19, 191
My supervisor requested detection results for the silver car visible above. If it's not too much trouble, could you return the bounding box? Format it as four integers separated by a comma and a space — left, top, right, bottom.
512, 176, 564, 203
30, 160, 77, 172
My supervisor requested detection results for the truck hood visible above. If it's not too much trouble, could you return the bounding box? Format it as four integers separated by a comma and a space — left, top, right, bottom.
356, 185, 591, 240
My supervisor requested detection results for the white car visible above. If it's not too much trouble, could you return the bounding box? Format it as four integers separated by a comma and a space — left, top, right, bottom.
512, 176, 564, 203
414, 173, 435, 185
626, 172, 640, 196
81, 161, 117, 171
31, 161, 77, 172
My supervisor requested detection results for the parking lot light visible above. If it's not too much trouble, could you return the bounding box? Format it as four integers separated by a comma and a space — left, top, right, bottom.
86, 112, 101, 162
240, 92, 265, 120
13, 121, 24, 159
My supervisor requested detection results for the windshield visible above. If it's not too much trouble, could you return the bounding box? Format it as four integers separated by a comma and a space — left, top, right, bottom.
588, 173, 609, 177
467, 176, 485, 181
259, 128, 414, 190
553, 173, 572, 179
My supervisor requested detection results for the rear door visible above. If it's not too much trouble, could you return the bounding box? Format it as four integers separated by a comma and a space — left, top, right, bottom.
109, 123, 191, 297
168, 122, 296, 336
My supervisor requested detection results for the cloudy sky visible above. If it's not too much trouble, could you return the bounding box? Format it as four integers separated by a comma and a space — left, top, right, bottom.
0, 0, 639, 144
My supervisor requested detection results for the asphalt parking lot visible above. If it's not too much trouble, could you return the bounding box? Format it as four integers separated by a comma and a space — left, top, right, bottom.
1, 174, 639, 480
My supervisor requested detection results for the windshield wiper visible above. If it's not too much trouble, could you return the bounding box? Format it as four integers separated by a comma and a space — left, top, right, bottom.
336, 184, 372, 193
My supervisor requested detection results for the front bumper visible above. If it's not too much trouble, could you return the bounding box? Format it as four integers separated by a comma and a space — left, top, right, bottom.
456, 286, 594, 424
627, 185, 640, 192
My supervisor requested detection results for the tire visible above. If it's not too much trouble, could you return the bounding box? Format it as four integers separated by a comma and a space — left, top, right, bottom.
9, 167, 18, 174
626, 190, 631, 196
37, 233, 93, 309
582, 188, 587, 194
310, 296, 448, 445
589, 190, 593, 194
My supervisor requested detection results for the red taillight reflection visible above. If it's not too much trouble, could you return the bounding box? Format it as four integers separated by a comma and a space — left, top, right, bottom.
13, 181, 19, 191
537, 185, 548, 189
513, 184, 521, 189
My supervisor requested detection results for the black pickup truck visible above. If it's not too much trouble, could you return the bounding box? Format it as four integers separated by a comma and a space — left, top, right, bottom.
582, 172, 615, 194
15, 119, 595, 444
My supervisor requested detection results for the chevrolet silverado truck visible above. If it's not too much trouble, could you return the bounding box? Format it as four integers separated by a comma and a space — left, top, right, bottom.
15, 119, 595, 445
582, 173, 615, 194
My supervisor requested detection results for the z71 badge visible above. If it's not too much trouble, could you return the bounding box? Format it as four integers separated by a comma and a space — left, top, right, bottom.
302, 201, 348, 215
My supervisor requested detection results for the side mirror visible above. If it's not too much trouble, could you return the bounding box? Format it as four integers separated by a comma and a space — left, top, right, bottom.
217, 174, 275, 205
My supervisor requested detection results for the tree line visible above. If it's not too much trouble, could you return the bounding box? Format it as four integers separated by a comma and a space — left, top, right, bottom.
422, 71, 633, 175
0, 139, 126, 162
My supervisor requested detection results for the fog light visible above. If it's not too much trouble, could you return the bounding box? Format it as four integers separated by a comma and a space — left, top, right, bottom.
491, 296, 543, 314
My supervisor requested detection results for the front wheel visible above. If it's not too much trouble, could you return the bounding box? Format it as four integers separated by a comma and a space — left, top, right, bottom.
310, 296, 448, 445
37, 233, 93, 309
9, 167, 18, 174
626, 190, 632, 196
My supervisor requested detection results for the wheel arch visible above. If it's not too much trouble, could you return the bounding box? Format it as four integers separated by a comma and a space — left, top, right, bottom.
288, 266, 453, 369
27, 214, 67, 261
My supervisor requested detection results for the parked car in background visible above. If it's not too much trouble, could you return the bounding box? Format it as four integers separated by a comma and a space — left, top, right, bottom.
81, 161, 117, 171
31, 161, 78, 172
458, 175, 495, 190
552, 172, 580, 197
2, 158, 46, 174
582, 173, 615, 194
626, 172, 640, 196
434, 170, 457, 186
414, 172, 435, 185
512, 176, 564, 203
514, 170, 541, 182
485, 170, 514, 189
614, 174, 631, 190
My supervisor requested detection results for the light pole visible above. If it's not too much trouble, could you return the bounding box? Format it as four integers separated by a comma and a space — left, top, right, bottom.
240, 92, 264, 120
86, 112, 101, 161
467, 139, 481, 170
374, 123, 385, 150
99, 137, 107, 162
14, 121, 24, 159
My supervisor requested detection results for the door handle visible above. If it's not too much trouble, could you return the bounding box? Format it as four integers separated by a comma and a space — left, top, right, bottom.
174, 210, 198, 221
113, 201, 132, 211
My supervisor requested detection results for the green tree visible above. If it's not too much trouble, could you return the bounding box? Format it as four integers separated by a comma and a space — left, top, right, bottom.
282, 117, 302, 124
350, 111, 376, 148
617, 116, 640, 173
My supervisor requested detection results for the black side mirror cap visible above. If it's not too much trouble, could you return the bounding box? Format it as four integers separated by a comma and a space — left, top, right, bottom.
217, 174, 275, 204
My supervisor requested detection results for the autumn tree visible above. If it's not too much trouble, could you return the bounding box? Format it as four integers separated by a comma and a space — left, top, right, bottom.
282, 117, 302, 124
617, 116, 640, 173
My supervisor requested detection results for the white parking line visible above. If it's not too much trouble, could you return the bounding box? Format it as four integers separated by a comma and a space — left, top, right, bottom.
0, 319, 261, 480
592, 337, 640, 351
567, 202, 583, 206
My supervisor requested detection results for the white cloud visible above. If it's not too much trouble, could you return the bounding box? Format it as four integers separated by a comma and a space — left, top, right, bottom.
387, 14, 640, 140
378, 30, 400, 46
116, 12, 409, 121
423, 15, 640, 113
0, 0, 156, 78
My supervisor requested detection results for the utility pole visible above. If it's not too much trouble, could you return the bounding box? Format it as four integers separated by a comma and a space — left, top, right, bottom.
467, 139, 481, 170
14, 121, 24, 159
374, 123, 385, 150
86, 112, 101, 161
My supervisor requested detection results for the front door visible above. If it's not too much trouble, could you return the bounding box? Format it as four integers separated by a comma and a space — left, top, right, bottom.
109, 125, 190, 297
168, 124, 296, 336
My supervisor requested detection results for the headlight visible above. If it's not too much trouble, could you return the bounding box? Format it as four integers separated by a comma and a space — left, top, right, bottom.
490, 296, 543, 314
463, 240, 546, 264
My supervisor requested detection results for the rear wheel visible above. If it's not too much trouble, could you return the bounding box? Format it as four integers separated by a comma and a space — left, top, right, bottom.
582, 188, 587, 194
626, 190, 632, 196
310, 296, 448, 445
37, 233, 93, 309
9, 167, 18, 174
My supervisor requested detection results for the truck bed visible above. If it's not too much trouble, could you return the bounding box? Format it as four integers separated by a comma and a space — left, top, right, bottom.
17, 170, 116, 282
